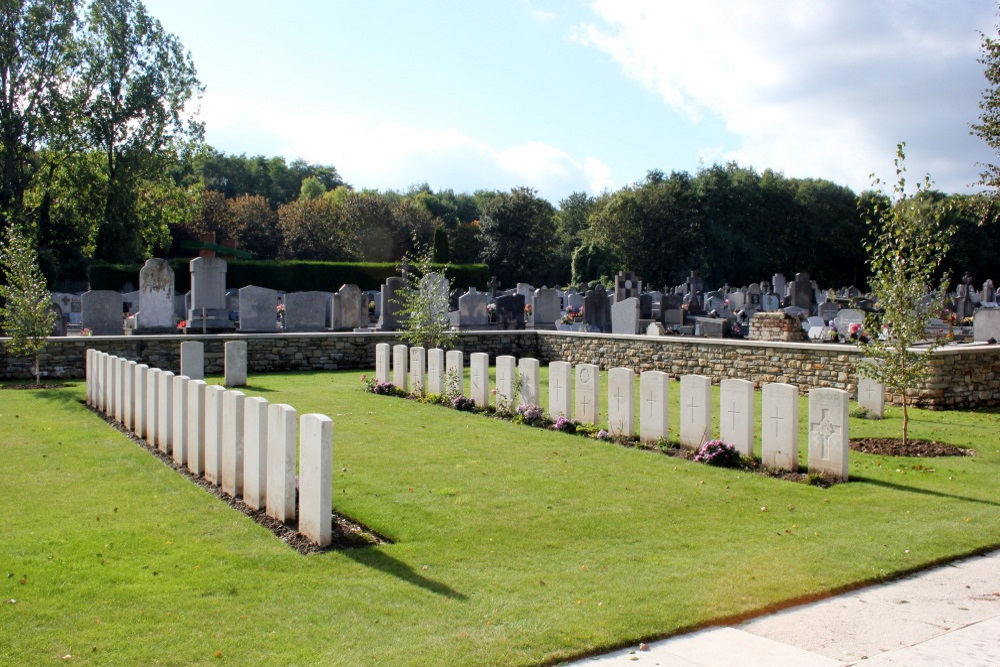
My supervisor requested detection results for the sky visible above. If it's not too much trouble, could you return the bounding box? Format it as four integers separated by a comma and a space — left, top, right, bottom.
142, 0, 998, 204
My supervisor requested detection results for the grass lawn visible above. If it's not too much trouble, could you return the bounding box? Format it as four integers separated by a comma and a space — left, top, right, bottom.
2, 368, 999, 665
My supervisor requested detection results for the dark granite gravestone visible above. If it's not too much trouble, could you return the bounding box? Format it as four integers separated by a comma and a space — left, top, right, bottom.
495, 294, 525, 330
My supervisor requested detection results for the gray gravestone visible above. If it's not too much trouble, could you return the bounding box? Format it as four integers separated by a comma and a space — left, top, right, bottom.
458, 288, 489, 327
377, 277, 405, 331
584, 284, 612, 333
138, 258, 176, 330
611, 296, 640, 335
332, 284, 365, 331
532, 287, 561, 330
284, 291, 330, 332
80, 290, 122, 335
239, 285, 279, 333
188, 255, 231, 330
973, 309, 1000, 342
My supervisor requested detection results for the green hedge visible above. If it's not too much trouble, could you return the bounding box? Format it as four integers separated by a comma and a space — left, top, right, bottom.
86, 260, 490, 293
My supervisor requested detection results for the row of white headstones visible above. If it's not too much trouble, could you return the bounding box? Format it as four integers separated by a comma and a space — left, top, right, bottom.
375, 343, 851, 480
85, 349, 335, 547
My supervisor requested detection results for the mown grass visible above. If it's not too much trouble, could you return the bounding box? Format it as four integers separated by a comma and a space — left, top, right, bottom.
1, 369, 998, 665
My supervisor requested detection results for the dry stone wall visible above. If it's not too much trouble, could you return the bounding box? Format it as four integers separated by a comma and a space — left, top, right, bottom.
5, 331, 1000, 410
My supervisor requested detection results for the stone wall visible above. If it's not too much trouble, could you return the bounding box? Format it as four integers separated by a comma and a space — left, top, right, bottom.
5, 331, 1000, 410
749, 312, 808, 342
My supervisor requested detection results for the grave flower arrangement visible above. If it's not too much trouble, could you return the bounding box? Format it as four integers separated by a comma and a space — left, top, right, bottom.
360, 375, 402, 396
514, 403, 544, 426
80, 327, 92, 336
176, 320, 187, 329
451, 395, 475, 411
552, 416, 576, 433
693, 440, 741, 468
561, 307, 583, 325
524, 303, 533, 317
486, 303, 496, 322
277, 303, 285, 328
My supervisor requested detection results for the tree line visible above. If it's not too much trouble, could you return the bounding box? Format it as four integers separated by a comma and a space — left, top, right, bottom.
4, 0, 999, 293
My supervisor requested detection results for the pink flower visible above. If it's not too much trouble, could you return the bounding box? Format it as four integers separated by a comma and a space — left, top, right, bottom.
848, 322, 861, 335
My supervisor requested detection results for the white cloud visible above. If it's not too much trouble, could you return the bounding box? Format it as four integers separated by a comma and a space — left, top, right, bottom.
200, 90, 611, 202
575, 0, 996, 192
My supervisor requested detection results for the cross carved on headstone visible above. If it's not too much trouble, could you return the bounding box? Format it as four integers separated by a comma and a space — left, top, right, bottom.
811, 408, 840, 459
645, 391, 656, 417
613, 386, 625, 414
768, 405, 785, 437
685, 394, 698, 424
552, 375, 564, 402
726, 400, 741, 429
580, 391, 592, 417
471, 368, 481, 392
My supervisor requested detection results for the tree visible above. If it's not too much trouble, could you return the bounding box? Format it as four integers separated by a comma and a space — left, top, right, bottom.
394, 242, 455, 351
82, 0, 204, 262
972, 11, 1000, 204
587, 171, 702, 287
277, 197, 354, 260
432, 226, 449, 263
227, 193, 280, 259
857, 144, 954, 446
478, 187, 558, 286
0, 0, 80, 223
0, 222, 57, 385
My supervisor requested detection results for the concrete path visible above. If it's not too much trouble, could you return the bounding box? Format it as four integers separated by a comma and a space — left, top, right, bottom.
568, 549, 1000, 666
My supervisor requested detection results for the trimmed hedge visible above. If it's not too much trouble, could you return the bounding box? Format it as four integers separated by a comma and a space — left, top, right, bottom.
86, 260, 490, 293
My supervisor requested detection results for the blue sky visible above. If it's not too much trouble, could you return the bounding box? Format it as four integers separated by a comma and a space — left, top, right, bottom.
143, 0, 997, 203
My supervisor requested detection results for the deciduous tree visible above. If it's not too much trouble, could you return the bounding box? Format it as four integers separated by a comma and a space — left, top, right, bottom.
857, 144, 954, 446
0, 222, 57, 385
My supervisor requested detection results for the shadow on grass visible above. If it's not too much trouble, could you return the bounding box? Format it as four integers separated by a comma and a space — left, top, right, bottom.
342, 547, 468, 601
851, 475, 1000, 507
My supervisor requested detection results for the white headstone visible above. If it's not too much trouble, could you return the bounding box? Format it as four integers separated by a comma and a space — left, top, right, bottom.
186, 380, 207, 475
203, 384, 226, 485
145, 368, 160, 446
470, 352, 489, 407
445, 350, 464, 397
409, 346, 426, 396
266, 403, 297, 523
299, 413, 333, 547
575, 363, 600, 425
426, 348, 445, 395
548, 361, 572, 419
808, 388, 849, 481
156, 371, 174, 454
496, 355, 517, 410
518, 358, 540, 407
225, 340, 247, 387
392, 344, 408, 392
857, 376, 885, 418
114, 357, 125, 423
172, 375, 189, 466
180, 341, 205, 380
607, 367, 635, 437
123, 360, 136, 430
719, 379, 754, 456
221, 390, 245, 498
243, 396, 269, 510
679, 374, 712, 450
639, 370, 669, 443
134, 364, 148, 438
375, 343, 391, 383
761, 383, 798, 471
